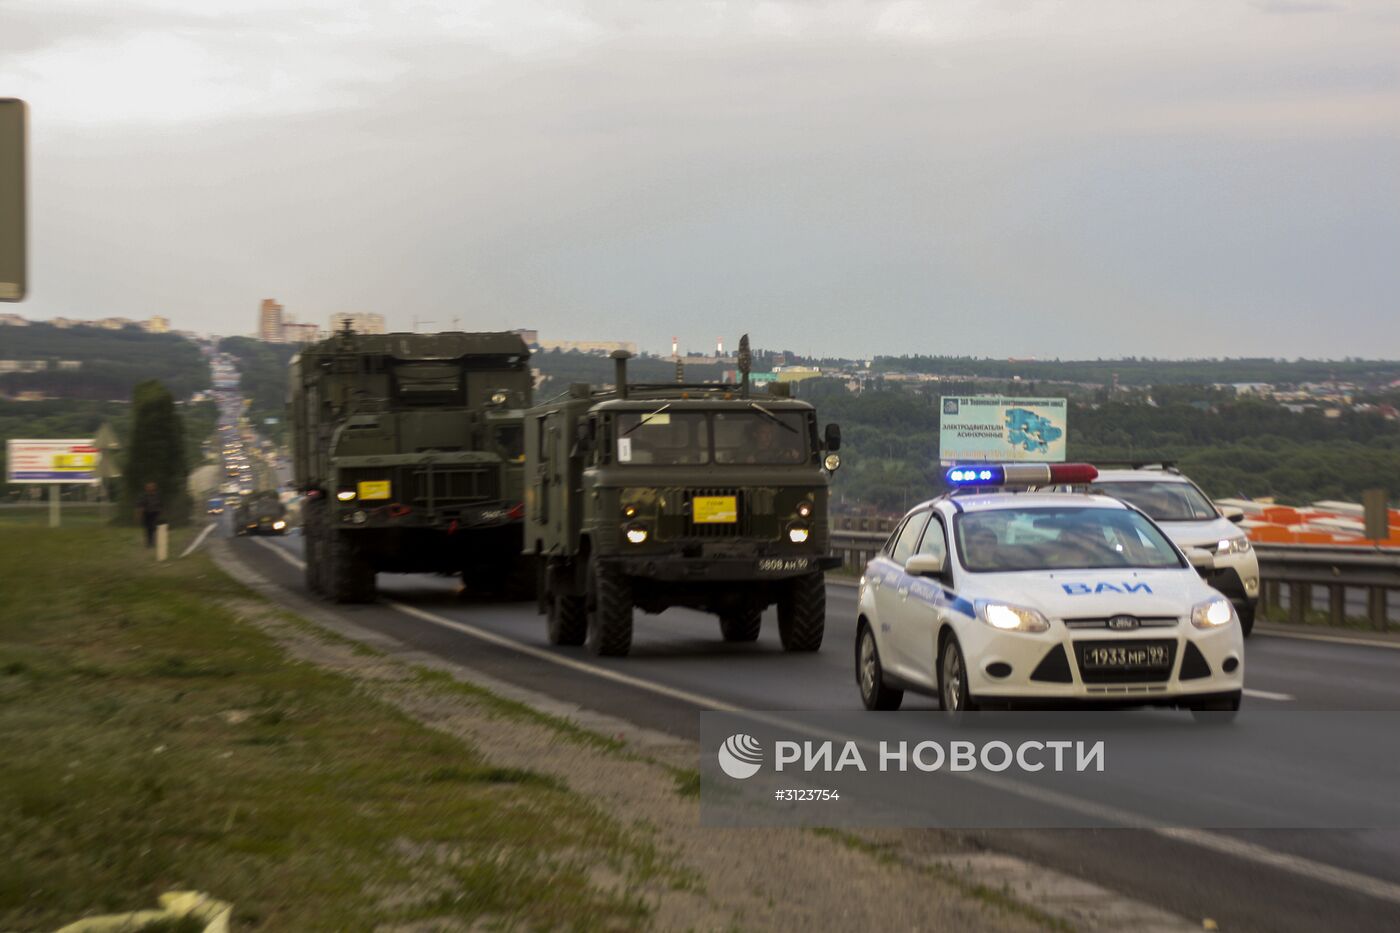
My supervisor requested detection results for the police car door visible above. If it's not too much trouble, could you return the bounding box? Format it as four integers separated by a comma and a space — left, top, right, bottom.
894, 514, 950, 679
875, 510, 931, 672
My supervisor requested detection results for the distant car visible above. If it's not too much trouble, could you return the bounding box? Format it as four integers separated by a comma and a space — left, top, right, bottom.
233, 492, 289, 536
206, 496, 225, 515
856, 464, 1244, 718
1053, 466, 1260, 636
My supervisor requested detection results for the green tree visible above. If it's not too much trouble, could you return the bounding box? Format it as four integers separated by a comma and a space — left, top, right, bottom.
121, 381, 190, 526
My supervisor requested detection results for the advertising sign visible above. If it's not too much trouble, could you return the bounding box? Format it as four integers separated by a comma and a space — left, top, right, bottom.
939, 397, 1067, 463
5, 438, 102, 484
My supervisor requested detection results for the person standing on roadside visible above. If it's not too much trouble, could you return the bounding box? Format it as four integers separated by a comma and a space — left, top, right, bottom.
136, 482, 162, 548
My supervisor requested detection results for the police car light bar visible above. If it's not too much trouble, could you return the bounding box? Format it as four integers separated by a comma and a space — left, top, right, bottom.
945, 463, 1099, 486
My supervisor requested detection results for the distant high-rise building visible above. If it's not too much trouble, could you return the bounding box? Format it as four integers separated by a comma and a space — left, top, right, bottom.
259, 299, 285, 342
329, 312, 386, 335
282, 322, 321, 344
144, 315, 169, 334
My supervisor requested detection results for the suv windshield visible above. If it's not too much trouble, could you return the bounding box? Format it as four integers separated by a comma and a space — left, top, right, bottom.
1090, 480, 1218, 522
956, 507, 1184, 572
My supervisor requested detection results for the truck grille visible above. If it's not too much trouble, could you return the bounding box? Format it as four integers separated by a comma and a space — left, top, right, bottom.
683, 487, 749, 537
407, 466, 499, 508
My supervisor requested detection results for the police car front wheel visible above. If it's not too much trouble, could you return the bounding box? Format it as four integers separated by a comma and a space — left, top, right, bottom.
938, 635, 980, 714
856, 624, 903, 711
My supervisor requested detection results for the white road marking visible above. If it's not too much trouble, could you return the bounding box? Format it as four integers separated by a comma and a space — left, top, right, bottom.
179, 522, 217, 558
1243, 688, 1294, 702
1258, 629, 1400, 652
247, 536, 1400, 907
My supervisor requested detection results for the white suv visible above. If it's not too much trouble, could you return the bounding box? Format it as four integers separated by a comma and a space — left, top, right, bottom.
1065, 467, 1260, 636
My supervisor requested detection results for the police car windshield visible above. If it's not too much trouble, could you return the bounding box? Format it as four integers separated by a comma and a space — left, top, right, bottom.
956, 507, 1183, 573
1089, 481, 1217, 522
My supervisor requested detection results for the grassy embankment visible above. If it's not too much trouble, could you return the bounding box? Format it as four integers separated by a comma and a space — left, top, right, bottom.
0, 510, 672, 930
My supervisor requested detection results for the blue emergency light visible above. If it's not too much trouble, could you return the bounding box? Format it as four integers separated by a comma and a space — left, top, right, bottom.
945, 463, 1099, 487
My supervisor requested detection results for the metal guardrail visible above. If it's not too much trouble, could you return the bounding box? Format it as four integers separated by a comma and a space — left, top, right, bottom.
828, 533, 1398, 632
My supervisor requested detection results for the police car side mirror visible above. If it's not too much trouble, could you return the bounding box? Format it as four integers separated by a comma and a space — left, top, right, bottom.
1183, 547, 1215, 572
904, 553, 947, 579
1220, 507, 1245, 524
824, 423, 841, 452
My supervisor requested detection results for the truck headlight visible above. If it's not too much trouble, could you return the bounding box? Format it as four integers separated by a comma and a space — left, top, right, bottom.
625, 524, 649, 544
336, 490, 356, 501
796, 501, 813, 518
1191, 597, 1234, 629
1217, 536, 1251, 555
788, 525, 810, 543
273, 520, 286, 530
975, 600, 1050, 633
823, 453, 841, 471
490, 390, 509, 405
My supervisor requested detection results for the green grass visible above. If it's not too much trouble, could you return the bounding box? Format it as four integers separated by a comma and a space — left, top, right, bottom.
0, 519, 672, 930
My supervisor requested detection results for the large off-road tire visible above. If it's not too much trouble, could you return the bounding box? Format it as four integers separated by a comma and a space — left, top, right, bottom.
857, 623, 904, 711
585, 557, 633, 657
547, 588, 587, 646
777, 573, 825, 652
718, 608, 762, 643
328, 529, 376, 604
303, 501, 324, 595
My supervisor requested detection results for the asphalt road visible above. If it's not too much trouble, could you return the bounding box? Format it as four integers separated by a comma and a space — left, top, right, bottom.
224, 530, 1400, 933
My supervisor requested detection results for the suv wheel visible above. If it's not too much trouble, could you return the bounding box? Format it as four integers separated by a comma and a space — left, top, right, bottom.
777, 573, 825, 652
938, 634, 979, 714
1237, 602, 1256, 638
585, 557, 633, 657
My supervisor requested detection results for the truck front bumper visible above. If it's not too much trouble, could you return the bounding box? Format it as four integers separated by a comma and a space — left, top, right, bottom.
606, 554, 841, 581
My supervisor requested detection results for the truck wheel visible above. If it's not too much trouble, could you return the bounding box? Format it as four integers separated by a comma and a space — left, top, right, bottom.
547, 590, 587, 646
585, 558, 632, 657
777, 573, 825, 652
303, 501, 324, 595
719, 608, 762, 643
329, 530, 376, 603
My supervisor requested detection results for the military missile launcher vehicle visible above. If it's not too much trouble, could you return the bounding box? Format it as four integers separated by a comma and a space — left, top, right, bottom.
524, 337, 842, 656
291, 328, 533, 602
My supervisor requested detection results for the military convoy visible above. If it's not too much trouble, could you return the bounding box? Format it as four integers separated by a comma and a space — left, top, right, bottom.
232, 490, 287, 536
523, 340, 842, 656
290, 328, 534, 602
285, 328, 844, 657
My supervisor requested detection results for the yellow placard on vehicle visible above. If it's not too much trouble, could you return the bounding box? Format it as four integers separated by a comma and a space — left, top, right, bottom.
693, 495, 738, 524
358, 480, 391, 500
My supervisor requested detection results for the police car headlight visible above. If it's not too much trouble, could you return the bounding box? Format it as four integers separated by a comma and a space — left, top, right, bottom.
1191, 597, 1234, 629
1217, 536, 1251, 555
625, 524, 649, 545
975, 600, 1050, 633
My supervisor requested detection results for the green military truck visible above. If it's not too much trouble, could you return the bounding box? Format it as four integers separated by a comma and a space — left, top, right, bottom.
233, 490, 288, 536
525, 341, 842, 656
291, 329, 534, 602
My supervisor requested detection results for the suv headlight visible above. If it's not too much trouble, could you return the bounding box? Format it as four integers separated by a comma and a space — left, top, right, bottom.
1217, 536, 1251, 555
975, 600, 1050, 633
1191, 596, 1235, 629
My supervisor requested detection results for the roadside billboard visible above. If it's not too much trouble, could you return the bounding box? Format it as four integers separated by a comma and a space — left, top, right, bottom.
939, 397, 1067, 463
5, 438, 102, 484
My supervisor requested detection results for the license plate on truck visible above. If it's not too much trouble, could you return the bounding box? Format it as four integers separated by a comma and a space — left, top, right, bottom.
692, 496, 738, 524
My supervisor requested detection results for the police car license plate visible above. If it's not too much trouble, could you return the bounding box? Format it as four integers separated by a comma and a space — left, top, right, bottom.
692, 496, 737, 524
1081, 643, 1171, 671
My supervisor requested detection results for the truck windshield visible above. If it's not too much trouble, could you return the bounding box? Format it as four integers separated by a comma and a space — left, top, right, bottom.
713, 411, 808, 464
615, 411, 709, 464
956, 507, 1183, 572
1089, 481, 1218, 522
392, 362, 463, 406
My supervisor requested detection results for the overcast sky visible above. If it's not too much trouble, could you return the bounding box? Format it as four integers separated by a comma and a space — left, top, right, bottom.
3, 0, 1398, 358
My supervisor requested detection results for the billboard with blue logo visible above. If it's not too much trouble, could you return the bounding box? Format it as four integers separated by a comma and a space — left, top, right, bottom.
939, 396, 1067, 464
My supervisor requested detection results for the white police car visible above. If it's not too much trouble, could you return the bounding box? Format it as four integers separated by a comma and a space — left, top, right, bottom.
855, 464, 1244, 717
